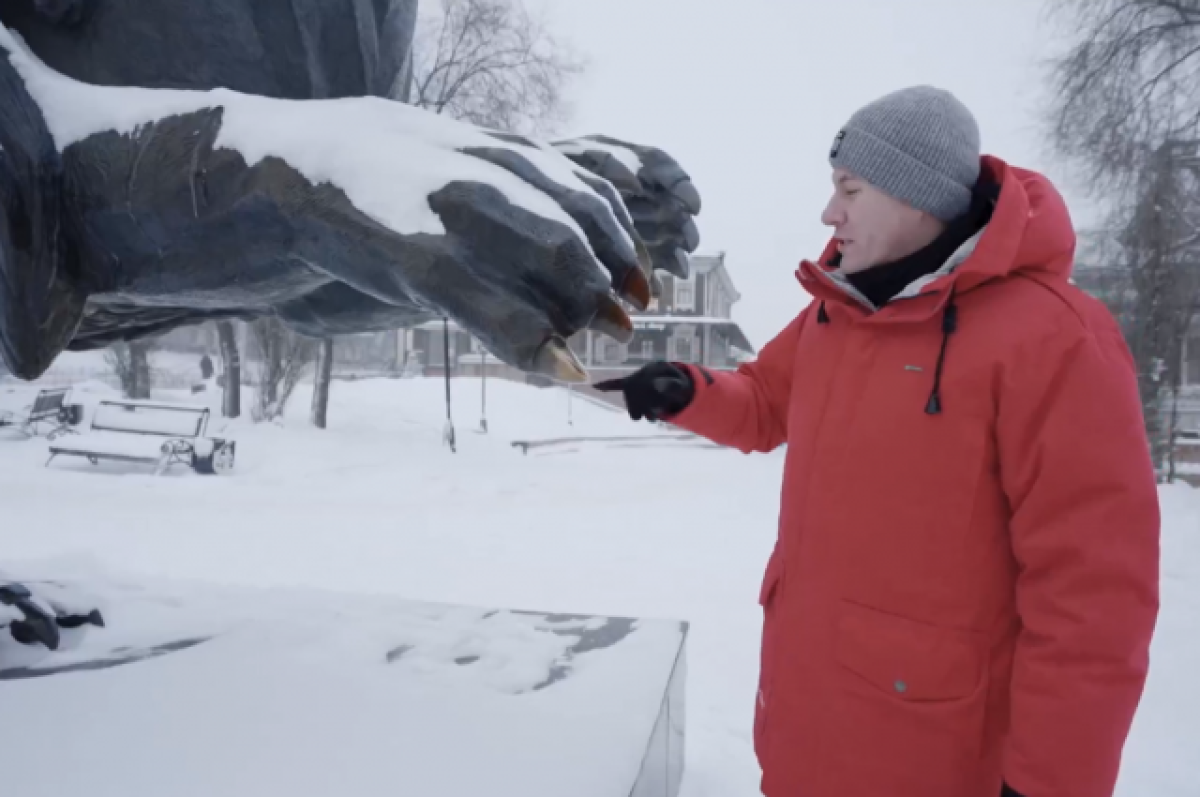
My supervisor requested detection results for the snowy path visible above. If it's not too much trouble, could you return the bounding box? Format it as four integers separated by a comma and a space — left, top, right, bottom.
1, 368, 1197, 795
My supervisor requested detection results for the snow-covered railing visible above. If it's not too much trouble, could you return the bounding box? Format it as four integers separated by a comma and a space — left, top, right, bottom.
510, 433, 713, 455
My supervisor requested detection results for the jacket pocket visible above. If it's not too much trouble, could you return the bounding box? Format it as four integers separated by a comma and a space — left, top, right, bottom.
753, 550, 784, 761
833, 600, 989, 791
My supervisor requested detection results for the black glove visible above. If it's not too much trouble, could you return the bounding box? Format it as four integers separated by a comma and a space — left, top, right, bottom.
593, 361, 695, 421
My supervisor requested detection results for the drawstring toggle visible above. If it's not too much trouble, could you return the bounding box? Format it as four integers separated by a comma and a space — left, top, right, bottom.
925, 298, 958, 416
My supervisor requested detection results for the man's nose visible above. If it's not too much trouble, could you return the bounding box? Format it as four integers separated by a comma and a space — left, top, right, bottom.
820, 196, 843, 228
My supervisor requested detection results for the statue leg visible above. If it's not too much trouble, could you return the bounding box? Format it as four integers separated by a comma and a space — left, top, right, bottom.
275, 282, 436, 338
67, 303, 258, 351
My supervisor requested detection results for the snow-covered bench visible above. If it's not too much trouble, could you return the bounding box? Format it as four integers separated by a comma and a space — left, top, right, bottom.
0, 387, 81, 439
46, 400, 235, 475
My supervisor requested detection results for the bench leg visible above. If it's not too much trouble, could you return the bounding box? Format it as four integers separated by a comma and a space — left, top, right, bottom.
47, 422, 73, 441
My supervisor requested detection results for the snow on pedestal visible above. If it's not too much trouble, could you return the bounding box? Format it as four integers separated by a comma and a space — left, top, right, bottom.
0, 567, 687, 797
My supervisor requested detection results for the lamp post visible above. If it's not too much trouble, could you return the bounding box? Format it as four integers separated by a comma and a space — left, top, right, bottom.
480, 346, 489, 433
442, 318, 455, 453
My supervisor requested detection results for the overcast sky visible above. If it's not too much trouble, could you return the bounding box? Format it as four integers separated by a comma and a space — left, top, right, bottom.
537, 0, 1074, 349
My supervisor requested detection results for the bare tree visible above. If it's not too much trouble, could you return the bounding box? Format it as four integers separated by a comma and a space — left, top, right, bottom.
1120, 143, 1200, 469
105, 339, 153, 399
1044, 0, 1200, 477
1046, 0, 1200, 190
216, 320, 242, 418
411, 0, 584, 135
311, 337, 334, 429
248, 317, 318, 422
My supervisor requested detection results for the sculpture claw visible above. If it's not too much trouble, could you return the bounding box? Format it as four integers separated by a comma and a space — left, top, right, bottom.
589, 296, 634, 344
532, 336, 588, 383
646, 244, 690, 280
681, 216, 701, 253
619, 268, 651, 311
651, 271, 664, 299
671, 179, 702, 216
673, 248, 691, 279
596, 154, 642, 193
634, 236, 653, 274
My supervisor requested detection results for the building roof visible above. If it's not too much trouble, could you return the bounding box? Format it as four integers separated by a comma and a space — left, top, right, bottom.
689, 252, 741, 303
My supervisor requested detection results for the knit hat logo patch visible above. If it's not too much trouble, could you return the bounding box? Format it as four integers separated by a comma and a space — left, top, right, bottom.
830, 130, 846, 159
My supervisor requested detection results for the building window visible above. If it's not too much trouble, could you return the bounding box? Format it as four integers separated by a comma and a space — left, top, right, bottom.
675, 279, 694, 311
1186, 334, 1200, 386
672, 336, 694, 363
596, 338, 626, 364
641, 339, 654, 359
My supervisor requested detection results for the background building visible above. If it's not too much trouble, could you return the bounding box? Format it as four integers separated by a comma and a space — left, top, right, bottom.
147, 253, 758, 400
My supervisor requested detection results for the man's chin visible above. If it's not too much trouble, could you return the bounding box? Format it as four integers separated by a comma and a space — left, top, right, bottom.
837, 255, 872, 274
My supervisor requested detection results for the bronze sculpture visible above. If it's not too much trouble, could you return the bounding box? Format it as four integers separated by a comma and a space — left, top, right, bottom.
0, 0, 701, 383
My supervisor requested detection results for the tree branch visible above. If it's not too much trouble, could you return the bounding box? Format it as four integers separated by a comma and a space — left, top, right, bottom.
409, 0, 582, 134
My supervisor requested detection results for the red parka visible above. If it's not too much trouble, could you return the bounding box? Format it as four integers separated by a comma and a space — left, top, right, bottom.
670, 156, 1160, 797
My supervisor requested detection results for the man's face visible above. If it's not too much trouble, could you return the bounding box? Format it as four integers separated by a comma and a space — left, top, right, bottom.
820, 168, 944, 273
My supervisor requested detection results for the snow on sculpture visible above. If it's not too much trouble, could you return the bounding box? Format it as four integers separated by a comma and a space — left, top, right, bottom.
0, 0, 702, 384
0, 0, 702, 660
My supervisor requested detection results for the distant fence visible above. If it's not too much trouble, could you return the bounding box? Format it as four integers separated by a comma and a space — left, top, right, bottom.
510, 433, 718, 455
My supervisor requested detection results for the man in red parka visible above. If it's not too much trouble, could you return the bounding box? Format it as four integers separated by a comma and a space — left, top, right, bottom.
596, 86, 1161, 797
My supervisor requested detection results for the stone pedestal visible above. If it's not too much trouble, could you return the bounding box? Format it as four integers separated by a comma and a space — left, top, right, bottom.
0, 573, 688, 797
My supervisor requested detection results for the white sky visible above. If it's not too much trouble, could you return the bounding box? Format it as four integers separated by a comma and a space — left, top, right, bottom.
539, 0, 1074, 348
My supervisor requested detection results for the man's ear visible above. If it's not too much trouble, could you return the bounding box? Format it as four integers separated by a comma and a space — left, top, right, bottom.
918, 209, 949, 236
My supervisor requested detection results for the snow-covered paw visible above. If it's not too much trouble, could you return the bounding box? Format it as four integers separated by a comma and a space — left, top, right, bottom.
553, 135, 702, 280
0, 26, 676, 382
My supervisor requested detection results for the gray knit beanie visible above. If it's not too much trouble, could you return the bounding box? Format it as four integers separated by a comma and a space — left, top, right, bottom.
829, 86, 981, 222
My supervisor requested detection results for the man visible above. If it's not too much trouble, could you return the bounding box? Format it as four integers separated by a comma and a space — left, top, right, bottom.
595, 86, 1161, 797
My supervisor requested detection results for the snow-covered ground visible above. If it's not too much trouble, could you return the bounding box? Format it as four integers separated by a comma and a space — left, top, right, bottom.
1, 352, 1197, 795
